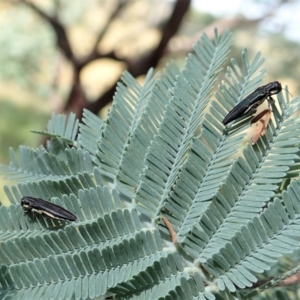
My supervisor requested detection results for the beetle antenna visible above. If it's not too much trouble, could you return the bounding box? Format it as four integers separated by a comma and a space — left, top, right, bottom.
282, 87, 293, 98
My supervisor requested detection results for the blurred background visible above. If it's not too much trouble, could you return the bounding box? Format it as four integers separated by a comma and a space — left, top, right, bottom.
0, 0, 299, 165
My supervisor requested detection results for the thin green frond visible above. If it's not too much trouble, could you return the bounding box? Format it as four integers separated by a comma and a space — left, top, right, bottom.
97, 69, 157, 178
163, 50, 266, 239
116, 62, 181, 197
135, 30, 232, 220
203, 180, 300, 293
0, 208, 143, 264
78, 109, 105, 161
0, 146, 94, 183
0, 225, 164, 299
110, 255, 213, 300
31, 112, 79, 145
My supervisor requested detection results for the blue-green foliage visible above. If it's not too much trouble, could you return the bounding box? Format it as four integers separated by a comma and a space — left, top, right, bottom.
1, 29, 300, 299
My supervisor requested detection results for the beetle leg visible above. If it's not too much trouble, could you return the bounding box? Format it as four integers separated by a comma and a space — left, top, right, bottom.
267, 96, 275, 105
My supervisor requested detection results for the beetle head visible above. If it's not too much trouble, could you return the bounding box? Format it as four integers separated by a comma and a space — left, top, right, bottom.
269, 81, 282, 95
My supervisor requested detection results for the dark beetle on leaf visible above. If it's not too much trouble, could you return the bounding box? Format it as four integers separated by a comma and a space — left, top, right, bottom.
222, 81, 282, 125
21, 196, 77, 221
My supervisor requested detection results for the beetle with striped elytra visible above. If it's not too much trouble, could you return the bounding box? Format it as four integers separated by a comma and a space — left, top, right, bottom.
21, 196, 77, 222
222, 81, 282, 125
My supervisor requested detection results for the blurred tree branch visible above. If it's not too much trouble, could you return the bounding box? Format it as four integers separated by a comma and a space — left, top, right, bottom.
87, 0, 191, 115
21, 0, 76, 63
17, 0, 191, 118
